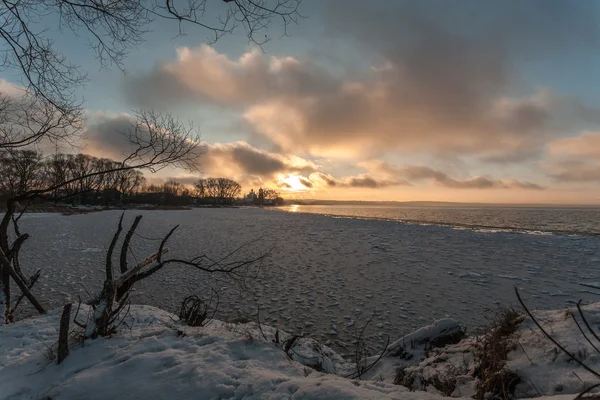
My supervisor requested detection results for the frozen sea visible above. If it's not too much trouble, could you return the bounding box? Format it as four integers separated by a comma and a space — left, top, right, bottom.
13, 206, 600, 352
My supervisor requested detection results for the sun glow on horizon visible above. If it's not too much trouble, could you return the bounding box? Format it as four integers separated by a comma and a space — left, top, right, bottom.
278, 174, 310, 192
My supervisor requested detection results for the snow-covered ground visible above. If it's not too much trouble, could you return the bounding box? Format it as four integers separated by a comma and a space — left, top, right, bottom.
11, 208, 600, 352
2, 302, 600, 399
381, 301, 600, 399
0, 305, 453, 400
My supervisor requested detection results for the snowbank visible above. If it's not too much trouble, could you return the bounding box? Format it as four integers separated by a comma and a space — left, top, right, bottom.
392, 303, 600, 398
3, 302, 600, 399
0, 305, 457, 400
508, 302, 600, 397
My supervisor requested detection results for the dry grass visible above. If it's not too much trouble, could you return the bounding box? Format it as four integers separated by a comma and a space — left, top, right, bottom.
178, 295, 214, 327
474, 308, 524, 399
393, 308, 523, 399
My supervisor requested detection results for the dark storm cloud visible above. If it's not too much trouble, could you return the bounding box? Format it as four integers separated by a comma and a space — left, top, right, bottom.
307, 172, 409, 189
345, 176, 403, 188
83, 114, 317, 182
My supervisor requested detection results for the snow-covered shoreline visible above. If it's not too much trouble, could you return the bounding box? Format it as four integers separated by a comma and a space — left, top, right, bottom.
2, 302, 600, 399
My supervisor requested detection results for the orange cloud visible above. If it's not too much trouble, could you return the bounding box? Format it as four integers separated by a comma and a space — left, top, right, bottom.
125, 45, 599, 162
547, 131, 600, 158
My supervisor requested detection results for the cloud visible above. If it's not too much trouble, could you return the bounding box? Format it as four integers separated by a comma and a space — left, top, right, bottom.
123, 1, 600, 162
81, 113, 137, 160
362, 161, 544, 190
76, 113, 546, 192
297, 176, 314, 188
202, 141, 317, 178
544, 131, 600, 182
82, 113, 317, 178
544, 160, 600, 182
124, 45, 338, 109
273, 171, 409, 192
310, 172, 337, 187
547, 131, 600, 158
341, 175, 408, 188
302, 171, 409, 189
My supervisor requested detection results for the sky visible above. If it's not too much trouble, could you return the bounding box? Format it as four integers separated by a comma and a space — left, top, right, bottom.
4, 0, 600, 204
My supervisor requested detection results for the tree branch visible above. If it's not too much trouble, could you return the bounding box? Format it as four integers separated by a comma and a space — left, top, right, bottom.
120, 214, 143, 273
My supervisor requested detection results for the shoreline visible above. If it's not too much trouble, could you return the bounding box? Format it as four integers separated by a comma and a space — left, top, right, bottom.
270, 205, 600, 237
284, 199, 600, 209
9, 202, 600, 237
0, 204, 195, 215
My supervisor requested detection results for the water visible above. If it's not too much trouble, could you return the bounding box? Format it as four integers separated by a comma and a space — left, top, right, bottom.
12, 208, 600, 352
278, 204, 600, 236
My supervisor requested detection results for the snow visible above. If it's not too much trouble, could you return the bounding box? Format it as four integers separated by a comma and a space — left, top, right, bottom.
0, 305, 459, 400
383, 301, 600, 398
4, 302, 600, 399
507, 302, 600, 397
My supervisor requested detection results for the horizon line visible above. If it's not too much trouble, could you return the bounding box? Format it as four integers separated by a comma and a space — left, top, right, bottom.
283, 199, 600, 208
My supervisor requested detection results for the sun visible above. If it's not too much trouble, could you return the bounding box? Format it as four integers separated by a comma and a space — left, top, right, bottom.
279, 175, 307, 191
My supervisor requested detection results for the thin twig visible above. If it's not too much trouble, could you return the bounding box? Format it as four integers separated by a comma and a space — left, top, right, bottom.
515, 288, 600, 379
577, 300, 600, 351
256, 305, 267, 341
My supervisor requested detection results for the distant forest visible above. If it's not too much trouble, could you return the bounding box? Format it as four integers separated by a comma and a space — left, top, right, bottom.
0, 150, 283, 207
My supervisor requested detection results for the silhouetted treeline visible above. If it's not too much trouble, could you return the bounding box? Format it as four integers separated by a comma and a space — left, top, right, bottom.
194, 178, 241, 205
0, 150, 145, 205
0, 150, 261, 207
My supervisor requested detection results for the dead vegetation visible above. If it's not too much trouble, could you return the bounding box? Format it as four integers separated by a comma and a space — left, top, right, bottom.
392, 307, 522, 399
473, 307, 524, 399
178, 292, 219, 327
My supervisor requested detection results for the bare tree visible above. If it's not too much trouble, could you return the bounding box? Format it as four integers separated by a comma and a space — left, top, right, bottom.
195, 177, 241, 204
0, 0, 302, 123
115, 169, 145, 197
217, 178, 241, 204
0, 110, 203, 323
0, 149, 44, 196
84, 213, 269, 339
194, 178, 206, 199
0, 92, 82, 150
262, 189, 279, 200
42, 153, 70, 203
